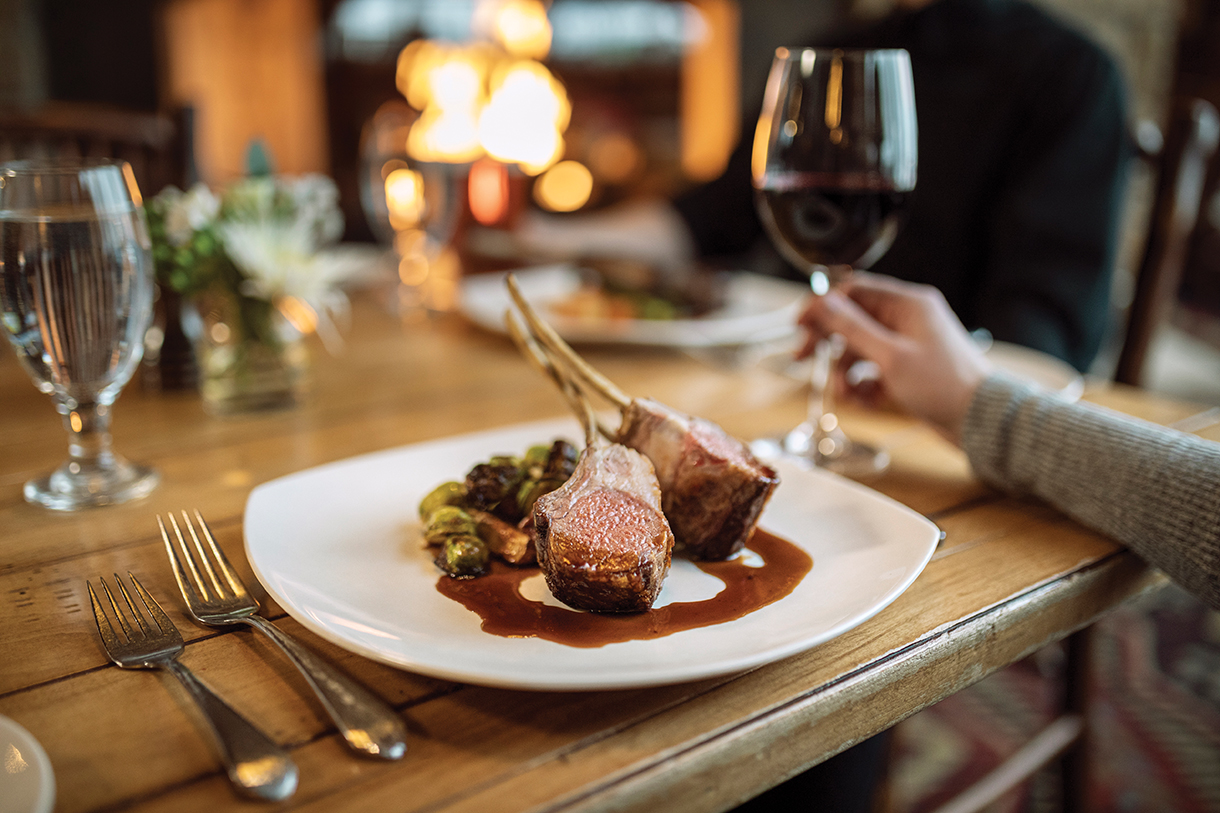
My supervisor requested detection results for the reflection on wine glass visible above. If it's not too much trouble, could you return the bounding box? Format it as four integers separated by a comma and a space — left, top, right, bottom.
359, 101, 463, 315
753, 47, 917, 474
0, 159, 159, 510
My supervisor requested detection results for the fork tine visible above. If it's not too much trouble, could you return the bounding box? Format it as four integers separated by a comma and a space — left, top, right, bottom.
159, 514, 202, 605
99, 576, 138, 641
191, 509, 248, 598
162, 513, 215, 602
128, 572, 177, 636
88, 580, 123, 650
180, 510, 229, 598
112, 573, 152, 639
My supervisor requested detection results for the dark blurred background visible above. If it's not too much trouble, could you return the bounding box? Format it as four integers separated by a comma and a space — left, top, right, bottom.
2, 0, 1219, 383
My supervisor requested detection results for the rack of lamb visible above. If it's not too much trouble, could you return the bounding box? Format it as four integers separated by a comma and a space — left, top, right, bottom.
506, 274, 780, 562
513, 324, 674, 613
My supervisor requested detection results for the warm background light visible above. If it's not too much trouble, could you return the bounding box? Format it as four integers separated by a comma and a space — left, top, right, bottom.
385, 167, 425, 229
406, 50, 486, 163
534, 160, 593, 212
479, 61, 570, 174
587, 132, 642, 184
486, 0, 552, 59
161, 0, 328, 181
468, 157, 511, 225
681, 0, 739, 182
394, 13, 569, 175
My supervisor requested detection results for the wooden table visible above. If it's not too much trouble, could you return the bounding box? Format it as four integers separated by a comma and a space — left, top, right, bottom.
1, 289, 1208, 813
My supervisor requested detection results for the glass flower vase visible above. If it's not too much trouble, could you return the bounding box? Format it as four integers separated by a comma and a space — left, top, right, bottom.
192, 291, 309, 415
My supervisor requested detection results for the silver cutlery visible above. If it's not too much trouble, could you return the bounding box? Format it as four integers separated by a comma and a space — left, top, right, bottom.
88, 572, 298, 801
159, 510, 407, 760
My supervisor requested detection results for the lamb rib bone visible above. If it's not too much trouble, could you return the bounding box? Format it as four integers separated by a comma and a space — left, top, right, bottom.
508, 307, 674, 613
505, 274, 780, 561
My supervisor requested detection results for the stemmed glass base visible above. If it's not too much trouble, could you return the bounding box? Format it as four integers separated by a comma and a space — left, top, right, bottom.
780, 419, 889, 477
24, 455, 159, 512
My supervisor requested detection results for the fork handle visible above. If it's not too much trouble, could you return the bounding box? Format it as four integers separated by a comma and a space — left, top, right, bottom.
243, 615, 408, 760
164, 659, 299, 800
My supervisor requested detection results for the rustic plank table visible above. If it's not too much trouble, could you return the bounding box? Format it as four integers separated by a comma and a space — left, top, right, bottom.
1, 289, 1203, 813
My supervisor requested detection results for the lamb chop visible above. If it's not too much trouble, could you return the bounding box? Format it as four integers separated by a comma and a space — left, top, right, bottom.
506, 275, 780, 561
508, 319, 674, 613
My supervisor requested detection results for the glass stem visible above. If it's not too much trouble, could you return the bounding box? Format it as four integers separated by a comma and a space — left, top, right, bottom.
806, 333, 847, 460
61, 400, 116, 472
808, 338, 833, 430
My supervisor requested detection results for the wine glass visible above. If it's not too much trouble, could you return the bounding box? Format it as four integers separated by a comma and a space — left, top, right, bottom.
0, 159, 159, 510
753, 47, 917, 474
359, 101, 462, 314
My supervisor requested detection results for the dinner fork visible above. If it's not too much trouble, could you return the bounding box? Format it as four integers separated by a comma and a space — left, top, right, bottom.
88, 573, 298, 801
159, 510, 407, 760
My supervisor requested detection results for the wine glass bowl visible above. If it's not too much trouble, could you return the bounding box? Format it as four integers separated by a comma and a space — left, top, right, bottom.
0, 158, 159, 510
752, 47, 917, 473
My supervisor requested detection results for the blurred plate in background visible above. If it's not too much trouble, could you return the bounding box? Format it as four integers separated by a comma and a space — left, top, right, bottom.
460, 264, 807, 347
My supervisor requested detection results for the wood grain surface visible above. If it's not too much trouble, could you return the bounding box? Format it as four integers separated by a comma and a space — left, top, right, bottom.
0, 286, 1193, 813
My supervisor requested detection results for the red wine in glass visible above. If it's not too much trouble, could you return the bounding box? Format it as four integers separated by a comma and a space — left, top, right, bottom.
756, 171, 909, 272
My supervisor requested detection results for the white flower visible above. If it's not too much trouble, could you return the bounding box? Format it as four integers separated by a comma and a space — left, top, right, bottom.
158, 183, 219, 247
285, 174, 345, 246
220, 221, 353, 306
182, 183, 220, 231
157, 186, 192, 247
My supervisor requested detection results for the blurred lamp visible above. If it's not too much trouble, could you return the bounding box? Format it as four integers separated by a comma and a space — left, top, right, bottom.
534, 160, 593, 212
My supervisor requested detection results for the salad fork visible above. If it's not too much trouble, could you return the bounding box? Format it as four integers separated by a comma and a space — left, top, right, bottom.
159, 510, 407, 760
88, 573, 298, 801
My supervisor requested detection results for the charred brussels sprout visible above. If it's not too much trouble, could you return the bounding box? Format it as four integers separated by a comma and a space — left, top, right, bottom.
515, 479, 551, 517
423, 505, 477, 546
418, 481, 467, 519
465, 459, 526, 521
544, 439, 578, 481
436, 534, 490, 578
522, 445, 551, 477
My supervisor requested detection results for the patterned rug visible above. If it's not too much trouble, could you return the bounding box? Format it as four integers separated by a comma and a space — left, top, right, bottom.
885, 584, 1220, 813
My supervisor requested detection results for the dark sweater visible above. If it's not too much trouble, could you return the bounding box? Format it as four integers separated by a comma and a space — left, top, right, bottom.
676, 0, 1132, 371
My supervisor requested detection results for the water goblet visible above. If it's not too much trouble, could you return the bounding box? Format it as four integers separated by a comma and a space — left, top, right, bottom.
0, 158, 159, 509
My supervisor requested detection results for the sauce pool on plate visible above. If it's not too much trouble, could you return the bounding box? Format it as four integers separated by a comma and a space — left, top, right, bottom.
435, 529, 812, 647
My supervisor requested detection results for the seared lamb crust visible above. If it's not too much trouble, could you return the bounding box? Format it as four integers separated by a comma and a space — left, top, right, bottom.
533, 444, 674, 613
618, 398, 779, 560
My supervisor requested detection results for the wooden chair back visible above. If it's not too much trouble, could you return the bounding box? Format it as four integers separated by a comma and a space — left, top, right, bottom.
0, 102, 193, 198
1115, 98, 1220, 386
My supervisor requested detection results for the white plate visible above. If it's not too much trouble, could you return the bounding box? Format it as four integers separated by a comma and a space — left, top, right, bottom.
0, 715, 55, 813
985, 341, 1084, 401
244, 418, 939, 691
460, 265, 807, 347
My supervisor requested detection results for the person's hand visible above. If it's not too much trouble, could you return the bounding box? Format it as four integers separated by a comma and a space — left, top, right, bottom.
796, 272, 993, 445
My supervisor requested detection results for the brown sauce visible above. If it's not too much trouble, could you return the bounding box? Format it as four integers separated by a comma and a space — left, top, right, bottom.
435, 529, 812, 648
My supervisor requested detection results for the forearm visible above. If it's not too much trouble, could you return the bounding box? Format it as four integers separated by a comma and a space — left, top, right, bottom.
961, 374, 1220, 610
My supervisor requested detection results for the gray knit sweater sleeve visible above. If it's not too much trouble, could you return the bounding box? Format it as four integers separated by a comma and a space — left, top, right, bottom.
961, 373, 1220, 611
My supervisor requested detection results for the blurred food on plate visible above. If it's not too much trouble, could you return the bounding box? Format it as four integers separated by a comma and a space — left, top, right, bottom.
548, 260, 727, 322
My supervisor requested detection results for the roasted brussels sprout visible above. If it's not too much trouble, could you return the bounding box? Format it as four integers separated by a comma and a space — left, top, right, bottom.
544, 439, 578, 481
522, 445, 551, 477
424, 438, 577, 578
423, 505, 477, 546
470, 508, 536, 565
436, 534, 490, 578
465, 459, 526, 521
418, 481, 467, 519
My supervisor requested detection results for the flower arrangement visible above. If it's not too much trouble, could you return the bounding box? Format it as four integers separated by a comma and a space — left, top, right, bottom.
145, 173, 353, 412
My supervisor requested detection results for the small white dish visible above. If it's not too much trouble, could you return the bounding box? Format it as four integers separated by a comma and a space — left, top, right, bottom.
985, 341, 1085, 401
460, 264, 807, 347
244, 417, 939, 691
0, 715, 55, 813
